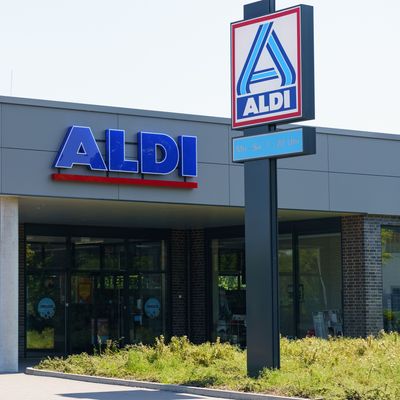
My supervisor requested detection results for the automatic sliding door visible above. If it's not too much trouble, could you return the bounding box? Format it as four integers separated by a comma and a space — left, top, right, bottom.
127, 240, 166, 344
69, 274, 98, 353
100, 274, 125, 344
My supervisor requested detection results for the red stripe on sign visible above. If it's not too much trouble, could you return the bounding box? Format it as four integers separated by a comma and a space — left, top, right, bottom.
51, 173, 198, 189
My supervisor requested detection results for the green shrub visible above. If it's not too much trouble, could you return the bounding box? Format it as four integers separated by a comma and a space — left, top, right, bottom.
37, 332, 400, 400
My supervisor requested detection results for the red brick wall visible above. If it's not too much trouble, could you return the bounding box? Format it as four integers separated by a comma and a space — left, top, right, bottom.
342, 215, 366, 337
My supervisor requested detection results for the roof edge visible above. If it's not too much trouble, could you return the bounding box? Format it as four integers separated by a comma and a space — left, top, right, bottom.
0, 95, 231, 125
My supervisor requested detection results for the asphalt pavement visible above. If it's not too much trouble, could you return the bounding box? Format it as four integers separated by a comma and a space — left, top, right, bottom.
0, 372, 229, 400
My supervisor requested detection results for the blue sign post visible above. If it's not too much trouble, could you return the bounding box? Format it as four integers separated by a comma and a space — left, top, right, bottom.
231, 0, 315, 376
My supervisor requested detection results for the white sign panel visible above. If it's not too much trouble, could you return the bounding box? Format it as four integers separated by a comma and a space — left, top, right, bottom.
231, 6, 304, 129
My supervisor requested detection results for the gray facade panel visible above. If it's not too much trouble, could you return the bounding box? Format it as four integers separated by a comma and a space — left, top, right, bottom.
2, 149, 119, 200
278, 133, 328, 171
229, 165, 244, 206
118, 163, 230, 205
2, 104, 118, 152
329, 173, 400, 214
118, 115, 230, 165
228, 129, 244, 166
277, 169, 330, 211
1, 96, 400, 214
328, 135, 400, 177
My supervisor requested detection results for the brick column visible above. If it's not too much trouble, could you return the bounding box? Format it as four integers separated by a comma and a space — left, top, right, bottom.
364, 217, 384, 334
342, 215, 366, 337
342, 215, 385, 337
169, 230, 188, 337
189, 229, 207, 343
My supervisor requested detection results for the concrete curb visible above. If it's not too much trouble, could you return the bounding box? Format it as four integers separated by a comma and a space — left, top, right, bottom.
25, 367, 309, 400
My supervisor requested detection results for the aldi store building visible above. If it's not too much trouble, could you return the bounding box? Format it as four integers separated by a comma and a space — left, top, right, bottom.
1, 96, 400, 371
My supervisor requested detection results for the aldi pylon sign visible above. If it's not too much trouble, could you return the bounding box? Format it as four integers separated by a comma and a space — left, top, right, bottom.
231, 5, 314, 129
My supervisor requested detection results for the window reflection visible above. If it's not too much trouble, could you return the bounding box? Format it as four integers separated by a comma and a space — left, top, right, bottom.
212, 238, 246, 346
128, 240, 164, 272
298, 233, 342, 338
211, 231, 342, 343
26, 236, 66, 269
382, 226, 400, 332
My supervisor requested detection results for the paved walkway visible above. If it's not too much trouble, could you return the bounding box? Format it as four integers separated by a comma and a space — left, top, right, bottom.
0, 372, 229, 400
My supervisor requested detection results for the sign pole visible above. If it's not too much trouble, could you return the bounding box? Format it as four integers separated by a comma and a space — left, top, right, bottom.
231, 0, 314, 376
243, 0, 280, 376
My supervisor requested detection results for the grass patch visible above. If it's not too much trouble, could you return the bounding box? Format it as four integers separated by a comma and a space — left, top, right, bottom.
36, 333, 400, 400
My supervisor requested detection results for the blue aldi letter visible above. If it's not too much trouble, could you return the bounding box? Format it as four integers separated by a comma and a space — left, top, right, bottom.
138, 132, 179, 175
53, 126, 107, 171
178, 135, 197, 177
105, 129, 139, 173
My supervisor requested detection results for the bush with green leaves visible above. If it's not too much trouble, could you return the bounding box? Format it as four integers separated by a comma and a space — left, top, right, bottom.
37, 333, 400, 400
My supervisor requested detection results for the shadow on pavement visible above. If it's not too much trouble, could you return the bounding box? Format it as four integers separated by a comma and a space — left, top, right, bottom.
59, 390, 212, 400
19, 359, 43, 372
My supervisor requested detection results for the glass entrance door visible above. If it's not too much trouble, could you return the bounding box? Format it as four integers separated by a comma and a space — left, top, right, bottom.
126, 240, 167, 344
69, 273, 128, 352
26, 273, 66, 355
99, 274, 125, 345
69, 237, 127, 352
69, 274, 98, 353
26, 235, 67, 356
26, 231, 167, 356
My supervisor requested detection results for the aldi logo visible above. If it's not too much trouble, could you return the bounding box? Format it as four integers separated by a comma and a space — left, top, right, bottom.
231, 5, 314, 129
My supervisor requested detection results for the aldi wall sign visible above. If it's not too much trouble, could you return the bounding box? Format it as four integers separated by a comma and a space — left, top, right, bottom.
231, 5, 314, 129
52, 126, 198, 189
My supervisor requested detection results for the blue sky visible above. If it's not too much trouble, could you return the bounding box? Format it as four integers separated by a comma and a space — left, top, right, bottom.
0, 0, 398, 134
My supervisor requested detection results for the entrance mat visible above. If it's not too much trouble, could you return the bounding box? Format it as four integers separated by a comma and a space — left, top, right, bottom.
26, 367, 309, 400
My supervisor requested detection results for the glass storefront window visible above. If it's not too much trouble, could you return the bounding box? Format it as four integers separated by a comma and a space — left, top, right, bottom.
72, 237, 102, 270
212, 236, 296, 343
298, 233, 342, 338
211, 229, 342, 343
26, 274, 66, 353
127, 273, 166, 344
382, 226, 400, 332
26, 236, 67, 269
128, 240, 165, 272
212, 238, 246, 346
279, 235, 295, 338
26, 231, 167, 356
104, 239, 126, 270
